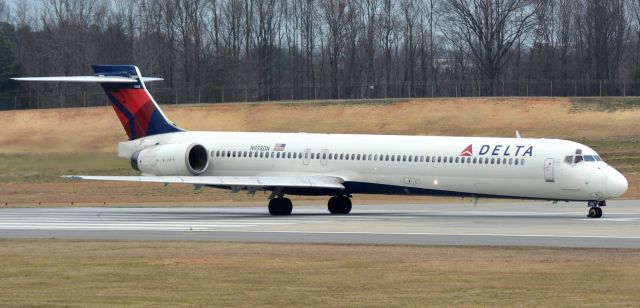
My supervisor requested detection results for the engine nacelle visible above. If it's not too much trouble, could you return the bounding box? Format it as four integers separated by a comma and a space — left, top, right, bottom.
131, 143, 210, 176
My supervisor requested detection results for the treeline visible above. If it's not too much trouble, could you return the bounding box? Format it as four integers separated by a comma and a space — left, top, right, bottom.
1, 0, 640, 103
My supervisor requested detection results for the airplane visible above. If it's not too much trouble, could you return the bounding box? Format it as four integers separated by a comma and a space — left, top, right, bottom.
14, 65, 628, 218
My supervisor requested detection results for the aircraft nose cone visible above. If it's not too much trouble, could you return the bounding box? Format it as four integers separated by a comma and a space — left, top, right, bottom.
606, 170, 628, 198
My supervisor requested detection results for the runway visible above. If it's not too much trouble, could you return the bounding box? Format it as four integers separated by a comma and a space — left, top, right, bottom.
1, 200, 639, 248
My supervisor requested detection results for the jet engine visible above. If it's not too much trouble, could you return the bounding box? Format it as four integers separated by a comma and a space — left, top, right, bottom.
130, 143, 210, 176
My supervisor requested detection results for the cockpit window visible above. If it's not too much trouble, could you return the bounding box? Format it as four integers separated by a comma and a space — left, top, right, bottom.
566, 153, 603, 164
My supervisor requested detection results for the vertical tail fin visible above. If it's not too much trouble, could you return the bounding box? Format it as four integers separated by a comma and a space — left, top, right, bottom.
13, 65, 183, 140
92, 65, 182, 140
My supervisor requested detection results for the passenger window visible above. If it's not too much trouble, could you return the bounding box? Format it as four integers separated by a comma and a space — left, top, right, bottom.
276, 152, 281, 158
437, 156, 442, 163
259, 152, 264, 158
368, 154, 373, 161
521, 159, 525, 165
385, 155, 390, 161
350, 154, 355, 160
426, 156, 430, 163
293, 152, 297, 159
496, 158, 500, 165
403, 155, 407, 162
391, 155, 395, 162
322, 153, 327, 159
374, 154, 378, 161
515, 158, 519, 165
455, 157, 459, 163
356, 154, 361, 160
311, 153, 315, 159
408, 155, 412, 162
226, 151, 230, 157
420, 156, 424, 162
243, 151, 247, 157
509, 158, 512, 165
287, 152, 292, 159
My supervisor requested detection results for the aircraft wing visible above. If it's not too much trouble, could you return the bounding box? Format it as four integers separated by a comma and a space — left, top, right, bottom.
63, 175, 345, 190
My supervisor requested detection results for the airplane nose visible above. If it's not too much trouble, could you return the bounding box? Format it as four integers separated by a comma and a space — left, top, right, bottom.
605, 170, 628, 198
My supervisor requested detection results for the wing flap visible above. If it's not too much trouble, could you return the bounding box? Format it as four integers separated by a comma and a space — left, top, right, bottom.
63, 175, 345, 190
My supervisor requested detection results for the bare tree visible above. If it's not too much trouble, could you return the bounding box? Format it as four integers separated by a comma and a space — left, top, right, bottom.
299, 0, 317, 97
380, 0, 395, 97
320, 0, 355, 98
581, 0, 629, 81
442, 0, 538, 94
361, 0, 378, 94
400, 0, 418, 96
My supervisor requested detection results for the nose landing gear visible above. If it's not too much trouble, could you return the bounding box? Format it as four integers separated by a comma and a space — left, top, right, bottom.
587, 200, 605, 218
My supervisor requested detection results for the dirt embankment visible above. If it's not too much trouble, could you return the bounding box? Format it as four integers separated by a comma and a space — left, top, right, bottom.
2, 97, 639, 154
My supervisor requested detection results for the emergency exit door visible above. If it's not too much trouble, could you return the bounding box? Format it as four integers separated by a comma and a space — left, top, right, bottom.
544, 158, 554, 182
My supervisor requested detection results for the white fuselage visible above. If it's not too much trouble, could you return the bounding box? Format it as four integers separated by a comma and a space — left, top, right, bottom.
120, 131, 628, 201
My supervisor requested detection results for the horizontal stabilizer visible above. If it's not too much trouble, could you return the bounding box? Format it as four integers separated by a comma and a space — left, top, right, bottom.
63, 175, 345, 190
12, 76, 163, 83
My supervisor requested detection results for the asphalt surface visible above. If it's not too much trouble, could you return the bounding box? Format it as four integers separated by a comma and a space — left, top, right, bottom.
1, 200, 639, 248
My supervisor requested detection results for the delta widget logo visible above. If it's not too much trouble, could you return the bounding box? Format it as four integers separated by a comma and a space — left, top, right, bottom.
460, 144, 473, 156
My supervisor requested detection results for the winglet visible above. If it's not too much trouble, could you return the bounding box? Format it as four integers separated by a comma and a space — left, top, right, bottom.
515, 130, 521, 138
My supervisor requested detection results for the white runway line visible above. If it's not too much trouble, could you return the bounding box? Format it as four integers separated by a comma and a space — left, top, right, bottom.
197, 229, 640, 240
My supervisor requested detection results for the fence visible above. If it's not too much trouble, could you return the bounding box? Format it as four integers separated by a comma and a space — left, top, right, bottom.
1, 79, 639, 111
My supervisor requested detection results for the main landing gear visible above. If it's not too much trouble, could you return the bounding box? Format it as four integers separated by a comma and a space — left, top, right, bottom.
267, 195, 353, 216
587, 200, 605, 218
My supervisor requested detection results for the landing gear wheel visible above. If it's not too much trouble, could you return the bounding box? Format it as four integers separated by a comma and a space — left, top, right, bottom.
594, 207, 603, 218
268, 198, 292, 216
587, 203, 603, 219
328, 196, 352, 215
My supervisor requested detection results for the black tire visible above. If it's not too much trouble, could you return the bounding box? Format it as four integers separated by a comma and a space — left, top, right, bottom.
594, 207, 603, 218
339, 196, 352, 214
282, 198, 293, 215
328, 196, 352, 215
268, 198, 293, 216
588, 207, 597, 218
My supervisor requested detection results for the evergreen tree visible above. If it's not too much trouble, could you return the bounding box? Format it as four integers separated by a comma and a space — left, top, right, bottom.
0, 30, 21, 95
